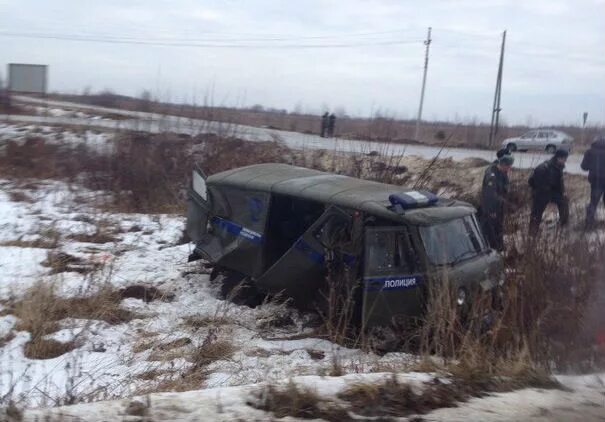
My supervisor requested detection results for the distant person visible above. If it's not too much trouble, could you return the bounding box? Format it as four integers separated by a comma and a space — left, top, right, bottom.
581, 135, 605, 229
327, 113, 336, 137
528, 149, 569, 235
320, 112, 329, 137
480, 154, 514, 251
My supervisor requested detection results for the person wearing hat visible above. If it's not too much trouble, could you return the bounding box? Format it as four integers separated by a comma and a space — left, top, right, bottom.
528, 149, 569, 235
495, 147, 510, 163
581, 135, 605, 229
480, 154, 514, 251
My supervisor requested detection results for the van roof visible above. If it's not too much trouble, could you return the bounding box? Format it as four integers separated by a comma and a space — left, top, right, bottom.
207, 163, 474, 224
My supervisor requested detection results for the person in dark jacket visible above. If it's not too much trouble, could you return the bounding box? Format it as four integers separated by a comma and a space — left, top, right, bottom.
528, 149, 569, 235
327, 113, 336, 137
320, 112, 329, 137
480, 154, 514, 251
495, 147, 509, 162
581, 135, 605, 228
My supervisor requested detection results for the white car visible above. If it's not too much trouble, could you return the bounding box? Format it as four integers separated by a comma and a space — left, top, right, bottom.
501, 129, 574, 153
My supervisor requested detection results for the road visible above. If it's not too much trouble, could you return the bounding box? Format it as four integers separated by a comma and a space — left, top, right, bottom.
2, 95, 586, 175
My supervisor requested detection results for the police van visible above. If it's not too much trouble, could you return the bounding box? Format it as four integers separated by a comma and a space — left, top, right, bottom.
186, 163, 503, 329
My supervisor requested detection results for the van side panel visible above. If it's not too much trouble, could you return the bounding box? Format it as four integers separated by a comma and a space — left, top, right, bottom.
196, 185, 270, 278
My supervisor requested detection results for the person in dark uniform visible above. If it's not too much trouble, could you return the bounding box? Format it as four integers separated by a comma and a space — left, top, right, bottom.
581, 135, 605, 229
528, 149, 569, 235
327, 113, 336, 137
480, 154, 514, 251
495, 147, 509, 162
320, 112, 329, 137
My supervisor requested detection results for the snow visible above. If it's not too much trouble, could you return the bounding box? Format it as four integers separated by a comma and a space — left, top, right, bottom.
0, 179, 420, 408
425, 373, 605, 421
0, 122, 114, 153
20, 372, 605, 421
1, 181, 602, 420
1, 111, 603, 419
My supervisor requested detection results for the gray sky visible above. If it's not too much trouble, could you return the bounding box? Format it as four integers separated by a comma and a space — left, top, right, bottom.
1, 0, 604, 125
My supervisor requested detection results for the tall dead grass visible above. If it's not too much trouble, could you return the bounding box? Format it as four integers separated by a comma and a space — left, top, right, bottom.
416, 232, 604, 384
0, 131, 292, 214
4, 282, 134, 359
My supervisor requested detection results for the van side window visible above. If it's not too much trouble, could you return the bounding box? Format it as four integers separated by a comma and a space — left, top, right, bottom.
366, 229, 415, 275
212, 187, 270, 233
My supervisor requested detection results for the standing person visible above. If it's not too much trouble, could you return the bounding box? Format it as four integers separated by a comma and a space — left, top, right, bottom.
328, 113, 336, 137
320, 112, 329, 137
480, 154, 514, 251
493, 147, 509, 164
528, 149, 569, 235
581, 135, 605, 229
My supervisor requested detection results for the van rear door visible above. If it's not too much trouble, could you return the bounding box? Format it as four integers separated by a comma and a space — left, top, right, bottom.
362, 226, 424, 329
256, 206, 352, 306
186, 168, 210, 252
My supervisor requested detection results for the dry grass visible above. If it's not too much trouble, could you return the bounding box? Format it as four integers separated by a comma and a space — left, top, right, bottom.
8, 190, 33, 203
410, 229, 605, 382
192, 135, 291, 176
183, 314, 234, 330
0, 332, 16, 348
0, 238, 58, 249
249, 382, 349, 421
42, 251, 99, 274
190, 329, 236, 368
145, 368, 209, 394
339, 376, 456, 418
7, 282, 135, 359
337, 371, 560, 419
67, 230, 117, 244
24, 339, 76, 360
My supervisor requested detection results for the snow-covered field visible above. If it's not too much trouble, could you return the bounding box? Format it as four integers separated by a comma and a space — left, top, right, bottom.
0, 121, 603, 420
1, 179, 420, 407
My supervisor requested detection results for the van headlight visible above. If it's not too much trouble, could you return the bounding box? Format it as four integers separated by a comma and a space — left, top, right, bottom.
456, 288, 467, 306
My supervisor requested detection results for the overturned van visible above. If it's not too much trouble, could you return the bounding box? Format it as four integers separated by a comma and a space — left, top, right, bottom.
186, 163, 503, 329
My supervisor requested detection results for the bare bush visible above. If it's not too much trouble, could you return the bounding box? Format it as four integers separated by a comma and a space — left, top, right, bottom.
417, 232, 604, 379
191, 135, 291, 176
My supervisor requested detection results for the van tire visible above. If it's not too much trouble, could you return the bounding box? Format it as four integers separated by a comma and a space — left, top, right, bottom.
545, 145, 556, 154
506, 143, 517, 152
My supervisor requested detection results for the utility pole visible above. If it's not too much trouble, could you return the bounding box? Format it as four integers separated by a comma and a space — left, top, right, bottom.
415, 27, 432, 142
488, 30, 506, 147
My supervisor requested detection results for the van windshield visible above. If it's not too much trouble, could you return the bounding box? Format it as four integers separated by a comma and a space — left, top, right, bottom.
419, 215, 486, 266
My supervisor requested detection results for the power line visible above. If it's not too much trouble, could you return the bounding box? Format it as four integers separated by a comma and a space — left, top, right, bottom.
0, 31, 424, 48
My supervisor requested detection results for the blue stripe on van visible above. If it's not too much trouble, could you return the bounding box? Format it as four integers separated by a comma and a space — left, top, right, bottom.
294, 239, 358, 267
211, 216, 263, 245
294, 238, 325, 264
363, 275, 422, 292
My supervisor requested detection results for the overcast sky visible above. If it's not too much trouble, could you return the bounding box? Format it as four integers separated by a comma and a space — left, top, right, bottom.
1, 0, 604, 125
